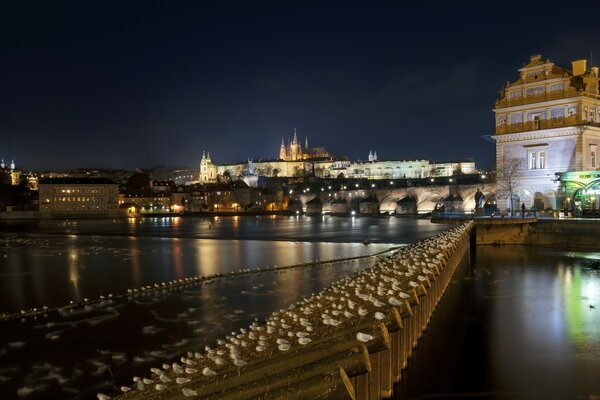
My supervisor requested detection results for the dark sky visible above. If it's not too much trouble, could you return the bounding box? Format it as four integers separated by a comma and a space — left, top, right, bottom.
2, 1, 600, 171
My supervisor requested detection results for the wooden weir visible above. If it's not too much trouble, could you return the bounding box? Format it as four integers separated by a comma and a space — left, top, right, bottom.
121, 222, 473, 400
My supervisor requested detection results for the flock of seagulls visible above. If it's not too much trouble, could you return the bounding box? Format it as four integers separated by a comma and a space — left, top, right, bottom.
96, 223, 472, 399
2, 243, 385, 324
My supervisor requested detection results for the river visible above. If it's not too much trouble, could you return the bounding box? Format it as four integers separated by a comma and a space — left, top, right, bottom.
0, 216, 599, 399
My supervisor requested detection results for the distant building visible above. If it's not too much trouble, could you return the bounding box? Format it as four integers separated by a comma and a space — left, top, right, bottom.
205, 129, 475, 182
0, 158, 20, 185
39, 177, 120, 218
492, 54, 600, 210
199, 151, 218, 183
279, 128, 331, 161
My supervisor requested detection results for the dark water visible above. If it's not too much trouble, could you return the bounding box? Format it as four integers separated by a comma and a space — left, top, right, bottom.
397, 246, 600, 400
1, 217, 599, 399
0, 215, 443, 312
0, 216, 445, 399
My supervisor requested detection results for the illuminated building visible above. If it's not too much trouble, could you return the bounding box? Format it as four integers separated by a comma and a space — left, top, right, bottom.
211, 130, 475, 181
0, 158, 21, 186
492, 54, 600, 210
199, 151, 218, 183
38, 177, 120, 218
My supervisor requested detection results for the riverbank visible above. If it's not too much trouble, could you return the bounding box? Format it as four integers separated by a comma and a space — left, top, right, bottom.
474, 219, 600, 247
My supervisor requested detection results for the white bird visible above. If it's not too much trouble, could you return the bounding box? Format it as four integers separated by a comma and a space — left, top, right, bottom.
278, 343, 291, 351
388, 297, 402, 306
176, 377, 191, 384
182, 388, 198, 397
233, 358, 247, 367
202, 367, 217, 376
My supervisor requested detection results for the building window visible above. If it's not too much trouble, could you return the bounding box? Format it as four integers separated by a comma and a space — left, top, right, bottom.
592, 145, 598, 169
528, 150, 547, 170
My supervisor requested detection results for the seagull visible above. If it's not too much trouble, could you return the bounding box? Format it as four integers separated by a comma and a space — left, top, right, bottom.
356, 332, 374, 342
182, 388, 198, 397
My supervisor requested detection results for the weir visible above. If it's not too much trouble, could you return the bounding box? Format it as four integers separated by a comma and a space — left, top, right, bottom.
118, 222, 474, 400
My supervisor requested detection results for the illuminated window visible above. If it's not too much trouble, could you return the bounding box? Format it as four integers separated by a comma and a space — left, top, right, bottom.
527, 148, 547, 170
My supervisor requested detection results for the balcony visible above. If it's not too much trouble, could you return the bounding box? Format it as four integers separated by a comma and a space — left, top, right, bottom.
495, 88, 591, 109
495, 116, 600, 134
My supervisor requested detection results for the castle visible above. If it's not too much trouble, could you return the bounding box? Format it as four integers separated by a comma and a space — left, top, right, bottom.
278, 128, 331, 161
197, 127, 474, 185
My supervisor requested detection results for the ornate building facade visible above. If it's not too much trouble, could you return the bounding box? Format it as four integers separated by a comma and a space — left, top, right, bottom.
493, 54, 600, 210
279, 129, 331, 161
199, 151, 218, 183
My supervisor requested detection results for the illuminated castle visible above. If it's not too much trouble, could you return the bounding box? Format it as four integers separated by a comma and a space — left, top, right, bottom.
279, 128, 330, 161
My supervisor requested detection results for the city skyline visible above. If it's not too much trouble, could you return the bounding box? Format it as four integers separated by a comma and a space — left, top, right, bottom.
2, 2, 600, 171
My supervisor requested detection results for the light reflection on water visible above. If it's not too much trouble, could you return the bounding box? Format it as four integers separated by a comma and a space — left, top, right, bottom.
397, 246, 600, 399
0, 216, 445, 312
0, 216, 444, 399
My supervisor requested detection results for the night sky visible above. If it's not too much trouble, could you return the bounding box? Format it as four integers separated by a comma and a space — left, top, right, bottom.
2, 1, 600, 171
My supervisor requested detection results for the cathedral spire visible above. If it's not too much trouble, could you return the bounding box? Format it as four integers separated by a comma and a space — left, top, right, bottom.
305, 137, 308, 149
279, 137, 287, 160
292, 127, 298, 144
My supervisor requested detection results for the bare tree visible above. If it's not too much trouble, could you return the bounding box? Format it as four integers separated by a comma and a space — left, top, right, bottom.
496, 158, 523, 215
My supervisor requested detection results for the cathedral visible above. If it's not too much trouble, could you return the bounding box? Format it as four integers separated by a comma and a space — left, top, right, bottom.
279, 128, 331, 161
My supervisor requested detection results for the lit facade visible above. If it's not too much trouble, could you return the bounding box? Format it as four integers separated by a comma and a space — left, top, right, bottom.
38, 178, 120, 218
199, 151, 218, 183
214, 143, 474, 181
493, 54, 600, 210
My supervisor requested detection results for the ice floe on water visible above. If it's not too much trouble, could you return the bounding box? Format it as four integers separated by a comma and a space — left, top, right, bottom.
0, 229, 401, 398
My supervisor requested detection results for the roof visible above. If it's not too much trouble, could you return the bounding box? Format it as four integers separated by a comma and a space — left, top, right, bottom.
39, 177, 117, 185
205, 183, 234, 192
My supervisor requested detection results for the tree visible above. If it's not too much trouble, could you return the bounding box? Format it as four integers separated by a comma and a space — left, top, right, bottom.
496, 158, 523, 215
124, 172, 151, 195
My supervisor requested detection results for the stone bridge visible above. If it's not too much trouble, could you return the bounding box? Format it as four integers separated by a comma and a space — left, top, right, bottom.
296, 184, 495, 214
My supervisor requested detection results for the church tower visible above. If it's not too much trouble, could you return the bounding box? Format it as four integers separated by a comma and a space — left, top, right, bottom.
199, 151, 217, 183
289, 128, 302, 160
279, 138, 287, 160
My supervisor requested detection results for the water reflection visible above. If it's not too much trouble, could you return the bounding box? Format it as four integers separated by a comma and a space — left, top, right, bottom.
68, 246, 81, 301
0, 216, 449, 399
397, 246, 600, 399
